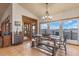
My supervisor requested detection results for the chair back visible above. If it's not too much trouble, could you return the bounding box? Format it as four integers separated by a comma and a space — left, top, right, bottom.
63, 34, 67, 44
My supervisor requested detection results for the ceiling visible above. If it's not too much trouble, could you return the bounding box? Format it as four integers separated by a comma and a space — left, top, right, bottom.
19, 3, 79, 19
0, 3, 10, 19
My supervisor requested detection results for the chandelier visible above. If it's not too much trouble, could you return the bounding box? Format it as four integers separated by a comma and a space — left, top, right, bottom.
42, 3, 52, 22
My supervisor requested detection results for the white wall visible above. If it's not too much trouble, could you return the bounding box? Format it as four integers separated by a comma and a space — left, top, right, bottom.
12, 3, 39, 44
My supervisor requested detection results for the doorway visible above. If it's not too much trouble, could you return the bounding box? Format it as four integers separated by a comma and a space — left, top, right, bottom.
22, 16, 37, 41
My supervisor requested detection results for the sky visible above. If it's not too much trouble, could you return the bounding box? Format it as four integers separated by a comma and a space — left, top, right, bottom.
41, 19, 78, 29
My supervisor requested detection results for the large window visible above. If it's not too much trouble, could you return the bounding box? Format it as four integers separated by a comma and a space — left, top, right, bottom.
40, 18, 78, 40
62, 19, 78, 40
49, 21, 60, 35
40, 21, 60, 35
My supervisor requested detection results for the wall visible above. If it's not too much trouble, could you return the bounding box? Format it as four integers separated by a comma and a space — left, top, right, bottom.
12, 3, 39, 44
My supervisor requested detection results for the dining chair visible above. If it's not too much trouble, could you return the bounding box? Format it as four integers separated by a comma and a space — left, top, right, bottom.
57, 34, 67, 55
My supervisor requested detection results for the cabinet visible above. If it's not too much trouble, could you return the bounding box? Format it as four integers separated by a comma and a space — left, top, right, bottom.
0, 37, 2, 47
1, 16, 12, 47
3, 35, 11, 47
14, 32, 23, 45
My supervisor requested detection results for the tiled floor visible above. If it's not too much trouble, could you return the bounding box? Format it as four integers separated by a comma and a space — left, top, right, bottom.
0, 41, 79, 56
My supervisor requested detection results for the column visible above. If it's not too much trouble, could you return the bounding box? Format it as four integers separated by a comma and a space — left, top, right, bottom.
59, 20, 64, 41
77, 19, 79, 41
37, 19, 40, 34
47, 22, 50, 34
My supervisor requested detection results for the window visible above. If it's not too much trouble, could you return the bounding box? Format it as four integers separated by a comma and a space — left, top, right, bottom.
40, 23, 47, 29
40, 21, 60, 35
62, 19, 78, 40
40, 18, 79, 41
62, 19, 77, 29
40, 23, 48, 34
49, 21, 60, 35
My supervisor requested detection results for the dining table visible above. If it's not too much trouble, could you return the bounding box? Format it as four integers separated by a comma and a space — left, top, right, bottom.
32, 34, 61, 56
